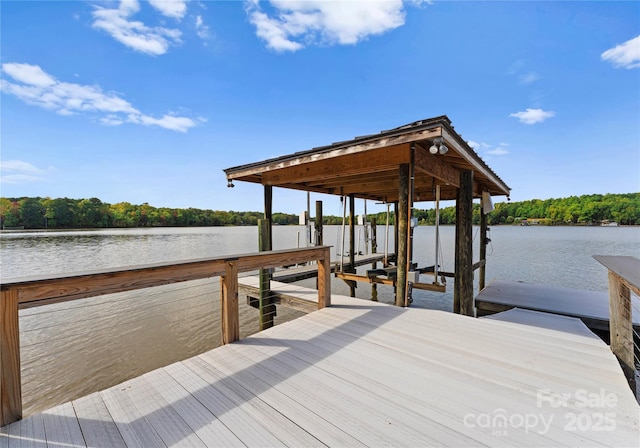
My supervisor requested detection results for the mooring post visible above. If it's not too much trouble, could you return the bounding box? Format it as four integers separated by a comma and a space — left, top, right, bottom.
371, 217, 378, 301
479, 203, 488, 291
394, 202, 399, 262
348, 194, 356, 297
1, 289, 22, 426
318, 247, 331, 309
396, 164, 409, 307
454, 170, 474, 316
315, 201, 323, 246
258, 219, 274, 330
221, 260, 239, 344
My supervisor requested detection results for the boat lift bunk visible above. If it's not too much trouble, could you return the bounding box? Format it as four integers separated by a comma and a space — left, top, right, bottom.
334, 185, 448, 304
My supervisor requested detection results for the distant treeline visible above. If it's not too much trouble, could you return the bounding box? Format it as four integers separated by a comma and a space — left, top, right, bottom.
1, 193, 638, 229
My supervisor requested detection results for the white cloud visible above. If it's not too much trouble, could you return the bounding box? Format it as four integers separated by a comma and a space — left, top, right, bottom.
601, 35, 640, 69
510, 108, 555, 125
92, 0, 182, 55
149, 0, 188, 19
195, 15, 210, 40
519, 72, 540, 84
0, 160, 48, 184
246, 0, 413, 52
486, 147, 509, 156
468, 141, 509, 156
1, 62, 202, 132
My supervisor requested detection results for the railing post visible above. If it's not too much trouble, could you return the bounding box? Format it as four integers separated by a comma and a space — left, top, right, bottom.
607, 270, 635, 385
317, 248, 331, 309
1, 289, 22, 426
220, 260, 239, 345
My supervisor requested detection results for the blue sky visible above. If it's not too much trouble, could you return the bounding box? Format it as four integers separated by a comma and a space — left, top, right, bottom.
1, 0, 639, 215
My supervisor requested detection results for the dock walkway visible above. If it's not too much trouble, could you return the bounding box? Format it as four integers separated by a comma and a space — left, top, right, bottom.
270, 253, 387, 283
2, 290, 639, 446
476, 279, 640, 332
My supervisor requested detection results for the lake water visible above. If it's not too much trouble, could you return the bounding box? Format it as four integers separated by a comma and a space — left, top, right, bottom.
1, 225, 639, 416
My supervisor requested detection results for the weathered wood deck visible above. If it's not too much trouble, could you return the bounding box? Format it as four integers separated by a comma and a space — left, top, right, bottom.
240, 276, 320, 313
476, 279, 640, 331
271, 253, 388, 283
2, 291, 639, 447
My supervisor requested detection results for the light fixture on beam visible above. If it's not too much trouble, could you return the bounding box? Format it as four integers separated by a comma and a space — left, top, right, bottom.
227, 180, 235, 188
429, 137, 447, 155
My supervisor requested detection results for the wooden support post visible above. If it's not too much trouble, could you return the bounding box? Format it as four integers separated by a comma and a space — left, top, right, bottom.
396, 164, 409, 307
264, 185, 273, 249
454, 170, 474, 316
221, 260, 239, 344
315, 201, 323, 246
258, 219, 274, 330
348, 194, 356, 297
1, 289, 22, 426
479, 204, 488, 291
317, 247, 331, 309
371, 217, 378, 302
393, 202, 399, 261
608, 271, 635, 386
593, 255, 639, 391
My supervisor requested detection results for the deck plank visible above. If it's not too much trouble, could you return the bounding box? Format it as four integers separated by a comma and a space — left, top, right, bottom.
72, 392, 126, 448
163, 362, 286, 447
184, 356, 324, 447
1, 413, 46, 448
100, 380, 166, 448
41, 402, 86, 447
143, 368, 244, 448
196, 346, 365, 447
123, 374, 207, 447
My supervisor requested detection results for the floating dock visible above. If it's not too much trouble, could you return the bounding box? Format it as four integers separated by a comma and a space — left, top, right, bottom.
2, 290, 639, 447
476, 279, 640, 332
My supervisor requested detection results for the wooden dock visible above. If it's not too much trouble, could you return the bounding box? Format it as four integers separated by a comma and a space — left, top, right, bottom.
3, 291, 639, 446
476, 279, 640, 332
271, 253, 388, 283
240, 277, 320, 313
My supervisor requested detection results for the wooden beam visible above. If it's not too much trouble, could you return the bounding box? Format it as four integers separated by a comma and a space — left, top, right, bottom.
396, 165, 409, 307
228, 130, 440, 180
454, 170, 474, 316
1, 289, 21, 426
262, 145, 411, 186
413, 143, 460, 188
221, 260, 239, 344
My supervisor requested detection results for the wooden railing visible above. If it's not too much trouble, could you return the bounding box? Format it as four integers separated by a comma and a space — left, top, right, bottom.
0, 246, 331, 427
593, 255, 640, 390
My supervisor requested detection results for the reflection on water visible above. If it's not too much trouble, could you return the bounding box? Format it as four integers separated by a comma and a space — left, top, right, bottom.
2, 225, 639, 416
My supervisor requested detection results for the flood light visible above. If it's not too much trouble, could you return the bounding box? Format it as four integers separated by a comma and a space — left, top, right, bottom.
429, 143, 439, 154
439, 144, 448, 154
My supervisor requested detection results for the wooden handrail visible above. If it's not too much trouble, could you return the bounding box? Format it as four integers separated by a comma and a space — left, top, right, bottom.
0, 246, 332, 427
593, 255, 640, 391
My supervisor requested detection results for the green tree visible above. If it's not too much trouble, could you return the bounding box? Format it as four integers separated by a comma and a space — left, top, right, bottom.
20, 198, 45, 228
